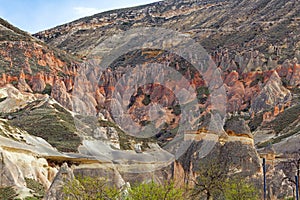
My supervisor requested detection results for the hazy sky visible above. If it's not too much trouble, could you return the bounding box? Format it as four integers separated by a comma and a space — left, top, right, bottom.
0, 0, 158, 33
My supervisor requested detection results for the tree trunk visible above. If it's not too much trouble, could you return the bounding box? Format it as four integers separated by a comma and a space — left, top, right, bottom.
207, 191, 212, 200
297, 169, 299, 198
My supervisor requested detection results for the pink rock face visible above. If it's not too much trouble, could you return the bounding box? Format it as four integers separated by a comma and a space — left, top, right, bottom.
262, 105, 285, 123
224, 71, 239, 86
34, 48, 65, 68
51, 78, 73, 109
276, 65, 293, 78
290, 64, 300, 86
0, 73, 7, 86
6, 75, 18, 84
31, 72, 46, 92
251, 71, 292, 113
64, 78, 73, 92
95, 88, 106, 107
226, 79, 245, 113
17, 70, 32, 92
45, 74, 55, 85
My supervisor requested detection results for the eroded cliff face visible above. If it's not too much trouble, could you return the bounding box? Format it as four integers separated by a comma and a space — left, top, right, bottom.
0, 0, 299, 199
0, 84, 269, 199
0, 18, 80, 112
66, 48, 299, 154
0, 117, 59, 199
32, 0, 300, 152
174, 140, 262, 185
1, 5, 299, 153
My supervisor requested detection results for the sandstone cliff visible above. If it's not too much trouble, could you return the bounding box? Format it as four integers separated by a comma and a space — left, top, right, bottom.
0, 0, 299, 199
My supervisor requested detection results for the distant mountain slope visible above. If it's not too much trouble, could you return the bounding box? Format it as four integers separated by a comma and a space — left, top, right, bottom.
34, 0, 300, 61
0, 18, 78, 80
0, 18, 82, 111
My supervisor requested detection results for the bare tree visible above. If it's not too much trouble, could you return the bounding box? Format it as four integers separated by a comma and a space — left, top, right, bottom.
191, 157, 228, 200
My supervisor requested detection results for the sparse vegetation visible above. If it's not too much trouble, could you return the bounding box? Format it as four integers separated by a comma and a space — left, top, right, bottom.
249, 112, 264, 132
63, 176, 120, 200
192, 153, 260, 199
63, 176, 186, 200
0, 186, 18, 200
25, 178, 46, 199
0, 18, 30, 39
142, 94, 151, 106
62, 174, 259, 200
24, 197, 40, 200
268, 104, 300, 134
192, 157, 229, 199
9, 101, 81, 152
42, 84, 52, 95
257, 104, 300, 147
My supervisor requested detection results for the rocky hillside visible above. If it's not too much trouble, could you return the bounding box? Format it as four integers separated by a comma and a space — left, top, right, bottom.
0, 0, 299, 199
34, 0, 300, 60
34, 0, 300, 153
0, 18, 80, 99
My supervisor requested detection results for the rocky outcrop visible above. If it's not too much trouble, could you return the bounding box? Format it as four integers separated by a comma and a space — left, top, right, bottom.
0, 17, 78, 106
45, 163, 74, 200
0, 117, 62, 198
0, 84, 36, 113
224, 71, 245, 112
31, 72, 46, 92
175, 138, 262, 187
51, 78, 73, 110
224, 117, 251, 137
290, 64, 300, 86
17, 71, 32, 92
0, 40, 72, 76
251, 71, 291, 113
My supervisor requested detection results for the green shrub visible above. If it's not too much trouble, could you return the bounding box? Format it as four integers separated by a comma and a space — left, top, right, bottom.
42, 84, 52, 95
285, 197, 295, 200
224, 178, 259, 200
172, 105, 181, 116
142, 94, 151, 106
24, 197, 40, 200
128, 181, 185, 200
63, 177, 186, 200
63, 176, 119, 200
196, 86, 209, 104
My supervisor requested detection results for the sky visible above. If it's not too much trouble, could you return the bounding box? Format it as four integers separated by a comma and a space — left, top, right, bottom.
0, 0, 159, 34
